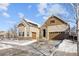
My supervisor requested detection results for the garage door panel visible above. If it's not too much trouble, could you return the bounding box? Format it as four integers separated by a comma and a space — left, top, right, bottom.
49, 32, 65, 40
49, 32, 59, 40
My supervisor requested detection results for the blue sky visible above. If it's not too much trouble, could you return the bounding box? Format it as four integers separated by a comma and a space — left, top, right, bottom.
0, 3, 76, 31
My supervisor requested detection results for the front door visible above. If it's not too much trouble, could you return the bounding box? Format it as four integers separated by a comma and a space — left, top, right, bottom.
32, 32, 36, 39
43, 29, 46, 37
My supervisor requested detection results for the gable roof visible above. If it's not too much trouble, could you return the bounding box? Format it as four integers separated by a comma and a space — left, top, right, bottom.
53, 16, 68, 25
28, 22, 38, 27
18, 18, 39, 28
41, 16, 69, 27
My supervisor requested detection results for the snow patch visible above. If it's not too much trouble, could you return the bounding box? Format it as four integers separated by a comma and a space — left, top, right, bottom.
0, 43, 12, 50
25, 19, 40, 27
0, 40, 37, 46
57, 39, 77, 53
21, 40, 37, 46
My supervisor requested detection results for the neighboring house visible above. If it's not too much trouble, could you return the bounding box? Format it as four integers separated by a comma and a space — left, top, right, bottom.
69, 26, 77, 40
0, 31, 7, 39
40, 16, 70, 40
17, 19, 39, 40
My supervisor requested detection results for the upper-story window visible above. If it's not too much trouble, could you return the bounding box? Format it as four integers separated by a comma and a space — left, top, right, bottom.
50, 20, 55, 24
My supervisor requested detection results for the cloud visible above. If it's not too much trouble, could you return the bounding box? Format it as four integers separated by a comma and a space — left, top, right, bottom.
37, 3, 70, 20
0, 3, 10, 11
38, 3, 47, 15
43, 16, 50, 20
28, 5, 32, 9
18, 12, 25, 18
48, 4, 69, 16
35, 14, 41, 17
3, 12, 10, 17
0, 3, 10, 18
37, 3, 76, 28
18, 12, 41, 27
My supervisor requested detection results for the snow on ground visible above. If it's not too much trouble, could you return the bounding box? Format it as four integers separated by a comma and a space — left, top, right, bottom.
0, 40, 37, 46
57, 39, 77, 53
0, 43, 12, 50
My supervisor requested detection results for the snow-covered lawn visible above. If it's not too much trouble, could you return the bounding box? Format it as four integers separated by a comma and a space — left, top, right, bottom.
57, 39, 77, 53
0, 40, 37, 46
0, 43, 12, 50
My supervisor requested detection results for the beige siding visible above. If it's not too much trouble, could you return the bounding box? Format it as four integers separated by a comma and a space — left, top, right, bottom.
47, 25, 68, 32
25, 25, 30, 37
17, 23, 39, 39
17, 22, 30, 37
40, 16, 69, 40
18, 26, 25, 32
44, 17, 67, 27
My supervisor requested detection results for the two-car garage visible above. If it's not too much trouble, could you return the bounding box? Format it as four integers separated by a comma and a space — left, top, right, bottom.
49, 32, 59, 40
49, 32, 66, 40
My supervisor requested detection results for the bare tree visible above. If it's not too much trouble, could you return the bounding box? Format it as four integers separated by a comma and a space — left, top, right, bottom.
10, 25, 17, 39
6, 30, 10, 39
6, 24, 17, 40
70, 3, 79, 56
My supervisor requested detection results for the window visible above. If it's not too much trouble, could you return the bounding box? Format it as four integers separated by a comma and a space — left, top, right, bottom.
19, 32, 24, 36
22, 32, 24, 36
50, 20, 55, 23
